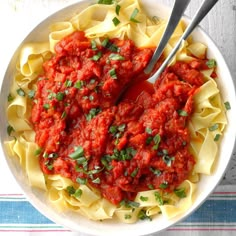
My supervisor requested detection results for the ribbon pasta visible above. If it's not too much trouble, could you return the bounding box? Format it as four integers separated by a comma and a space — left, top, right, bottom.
5, 0, 227, 223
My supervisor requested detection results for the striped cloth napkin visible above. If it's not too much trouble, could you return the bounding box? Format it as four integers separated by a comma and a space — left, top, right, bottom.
0, 177, 236, 235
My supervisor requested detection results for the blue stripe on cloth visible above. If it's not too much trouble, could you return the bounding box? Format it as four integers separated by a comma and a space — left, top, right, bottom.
184, 199, 236, 223
1, 192, 236, 231
0, 200, 53, 224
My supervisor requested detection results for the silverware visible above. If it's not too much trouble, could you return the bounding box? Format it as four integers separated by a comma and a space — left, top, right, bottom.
146, 0, 219, 83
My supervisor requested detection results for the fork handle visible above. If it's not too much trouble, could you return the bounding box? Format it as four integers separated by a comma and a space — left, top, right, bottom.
144, 0, 191, 74
148, 0, 219, 83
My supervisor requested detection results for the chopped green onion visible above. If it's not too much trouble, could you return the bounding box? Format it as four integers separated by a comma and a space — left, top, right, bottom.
153, 134, 161, 150
66, 185, 83, 199
109, 68, 117, 79
120, 200, 140, 208
91, 51, 102, 61
85, 108, 101, 121
206, 59, 217, 68
74, 189, 83, 198
109, 53, 125, 61
178, 109, 188, 117
138, 210, 152, 221
74, 80, 84, 89
8, 94, 14, 102
118, 124, 126, 132
214, 134, 221, 141
69, 146, 84, 159
124, 214, 132, 219
209, 123, 219, 131
28, 90, 35, 99
92, 177, 101, 184
45, 160, 54, 170
174, 188, 187, 198
140, 196, 148, 202
150, 167, 162, 176
76, 177, 87, 185
159, 182, 168, 189
65, 80, 73, 87
61, 111, 67, 119
66, 186, 76, 195
7, 125, 14, 136
112, 17, 120, 26
91, 39, 97, 50
98, 0, 113, 4
109, 125, 117, 134
154, 191, 164, 205
17, 88, 25, 97
101, 38, 109, 47
130, 8, 141, 23
145, 127, 152, 134
116, 4, 121, 15
43, 152, 49, 158
43, 104, 50, 110
131, 168, 139, 178
146, 136, 153, 145
148, 184, 154, 190
163, 155, 175, 167
34, 148, 42, 156
224, 101, 231, 110
56, 92, 65, 101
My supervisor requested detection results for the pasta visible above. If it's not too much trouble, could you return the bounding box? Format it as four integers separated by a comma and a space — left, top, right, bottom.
4, 0, 227, 223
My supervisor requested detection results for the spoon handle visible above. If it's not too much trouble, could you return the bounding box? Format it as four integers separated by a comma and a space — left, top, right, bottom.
144, 0, 191, 74
148, 0, 219, 83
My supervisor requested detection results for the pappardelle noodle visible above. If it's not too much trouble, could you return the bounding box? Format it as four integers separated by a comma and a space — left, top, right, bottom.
5, 0, 227, 223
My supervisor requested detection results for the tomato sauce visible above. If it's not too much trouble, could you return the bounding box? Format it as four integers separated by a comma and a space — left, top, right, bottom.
31, 31, 204, 205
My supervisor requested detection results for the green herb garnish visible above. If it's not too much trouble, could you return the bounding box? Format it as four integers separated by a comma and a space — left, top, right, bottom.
130, 8, 141, 23
17, 88, 25, 97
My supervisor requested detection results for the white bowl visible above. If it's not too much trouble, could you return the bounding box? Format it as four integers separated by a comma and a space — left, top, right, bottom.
0, 0, 236, 235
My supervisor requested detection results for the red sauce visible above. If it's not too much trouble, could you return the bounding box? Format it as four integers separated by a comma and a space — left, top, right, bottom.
31, 31, 204, 205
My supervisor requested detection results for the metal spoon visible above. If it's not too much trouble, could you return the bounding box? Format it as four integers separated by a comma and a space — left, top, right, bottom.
146, 0, 219, 83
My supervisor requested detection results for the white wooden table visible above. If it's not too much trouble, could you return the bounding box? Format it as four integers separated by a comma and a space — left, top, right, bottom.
0, 0, 235, 186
